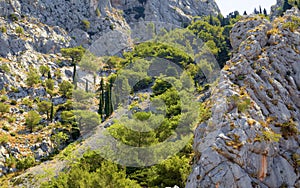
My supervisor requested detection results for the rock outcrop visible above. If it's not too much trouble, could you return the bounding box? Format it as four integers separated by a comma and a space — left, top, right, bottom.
187, 8, 300, 188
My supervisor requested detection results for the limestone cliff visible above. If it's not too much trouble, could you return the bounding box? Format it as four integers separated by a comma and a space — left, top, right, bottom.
187, 8, 300, 187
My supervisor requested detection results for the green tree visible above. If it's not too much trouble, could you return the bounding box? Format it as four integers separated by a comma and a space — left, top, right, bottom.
25, 111, 41, 132
26, 67, 40, 87
37, 100, 52, 120
61, 46, 85, 84
51, 132, 69, 150
59, 80, 73, 97
72, 110, 100, 133
50, 102, 54, 122
45, 79, 54, 91
283, 0, 293, 13
98, 78, 105, 119
79, 50, 99, 73
39, 65, 50, 77
0, 102, 9, 115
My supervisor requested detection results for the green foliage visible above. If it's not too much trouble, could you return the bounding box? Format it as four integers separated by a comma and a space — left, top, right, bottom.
6, 155, 17, 168
0, 63, 10, 73
283, 16, 300, 32
61, 46, 85, 65
198, 103, 211, 123
25, 111, 41, 132
152, 79, 172, 96
262, 130, 282, 142
9, 14, 18, 22
37, 100, 52, 120
129, 42, 193, 68
96, 8, 101, 17
61, 46, 85, 82
45, 79, 54, 91
39, 65, 50, 76
0, 26, 7, 33
79, 51, 99, 73
276, 119, 299, 138
0, 134, 8, 144
149, 155, 191, 187
0, 102, 10, 114
72, 110, 100, 132
26, 67, 40, 87
81, 19, 91, 30
59, 80, 73, 97
51, 132, 69, 150
41, 150, 141, 188
15, 26, 24, 35
16, 156, 36, 170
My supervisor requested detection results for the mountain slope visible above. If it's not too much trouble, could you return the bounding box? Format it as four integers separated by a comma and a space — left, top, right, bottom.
187, 8, 300, 187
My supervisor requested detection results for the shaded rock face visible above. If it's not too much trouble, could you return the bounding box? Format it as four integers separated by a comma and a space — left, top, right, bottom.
111, 0, 220, 26
187, 8, 300, 188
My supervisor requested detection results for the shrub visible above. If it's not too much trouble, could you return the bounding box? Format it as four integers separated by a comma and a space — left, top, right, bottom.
26, 67, 40, 87
15, 26, 24, 35
39, 65, 50, 77
81, 19, 90, 30
45, 79, 54, 90
37, 100, 52, 120
25, 111, 41, 132
262, 130, 282, 142
0, 26, 7, 33
0, 63, 10, 73
0, 102, 10, 114
2, 124, 10, 131
10, 100, 17, 105
59, 80, 73, 97
6, 155, 17, 168
16, 156, 36, 170
0, 95, 8, 102
9, 14, 18, 21
96, 8, 101, 17
0, 134, 8, 144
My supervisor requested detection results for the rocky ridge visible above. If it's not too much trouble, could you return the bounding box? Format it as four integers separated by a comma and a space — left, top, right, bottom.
187, 8, 300, 187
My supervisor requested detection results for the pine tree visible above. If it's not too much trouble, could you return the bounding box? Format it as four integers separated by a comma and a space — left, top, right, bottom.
60, 46, 85, 83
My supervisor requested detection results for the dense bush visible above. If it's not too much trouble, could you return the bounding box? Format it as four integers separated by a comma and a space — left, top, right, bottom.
25, 111, 41, 132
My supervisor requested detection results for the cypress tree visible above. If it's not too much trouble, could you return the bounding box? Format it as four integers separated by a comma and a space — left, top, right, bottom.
50, 102, 54, 122
263, 8, 268, 16
243, 11, 247, 15
259, 6, 262, 14
98, 78, 104, 120
109, 78, 114, 115
85, 79, 89, 93
104, 84, 110, 118
48, 71, 52, 79
283, 0, 293, 13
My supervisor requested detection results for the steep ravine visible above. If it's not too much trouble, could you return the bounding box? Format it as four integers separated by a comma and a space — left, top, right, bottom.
187, 8, 300, 188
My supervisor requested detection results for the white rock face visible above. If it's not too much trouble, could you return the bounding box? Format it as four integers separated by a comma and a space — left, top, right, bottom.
112, 0, 220, 26
187, 9, 300, 188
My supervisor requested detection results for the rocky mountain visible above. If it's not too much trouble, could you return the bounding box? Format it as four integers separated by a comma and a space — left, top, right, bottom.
0, 0, 220, 181
187, 8, 300, 187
